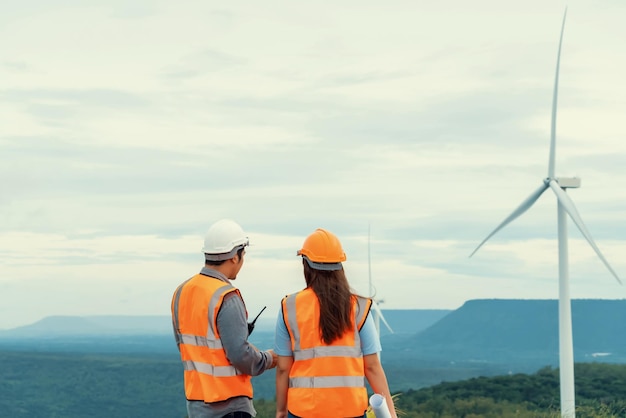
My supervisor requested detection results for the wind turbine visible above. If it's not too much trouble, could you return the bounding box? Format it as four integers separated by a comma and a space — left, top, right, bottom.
368, 224, 393, 337
469, 8, 622, 418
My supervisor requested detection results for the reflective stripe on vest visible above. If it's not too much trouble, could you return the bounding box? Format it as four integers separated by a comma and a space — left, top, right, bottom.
172, 272, 253, 402
183, 360, 242, 377
293, 345, 362, 361
178, 334, 223, 349
289, 375, 366, 388
282, 289, 372, 418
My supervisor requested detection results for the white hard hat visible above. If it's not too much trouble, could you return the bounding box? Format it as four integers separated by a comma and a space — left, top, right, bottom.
202, 219, 249, 261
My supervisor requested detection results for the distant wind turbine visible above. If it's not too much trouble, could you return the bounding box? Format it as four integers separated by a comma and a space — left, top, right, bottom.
469, 8, 622, 418
368, 224, 393, 337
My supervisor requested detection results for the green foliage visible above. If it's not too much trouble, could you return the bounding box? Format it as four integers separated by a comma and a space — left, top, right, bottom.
394, 363, 626, 418
0, 351, 185, 418
1, 349, 625, 418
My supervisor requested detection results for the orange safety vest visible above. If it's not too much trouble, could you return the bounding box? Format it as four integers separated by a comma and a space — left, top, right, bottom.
171, 273, 253, 403
282, 288, 372, 418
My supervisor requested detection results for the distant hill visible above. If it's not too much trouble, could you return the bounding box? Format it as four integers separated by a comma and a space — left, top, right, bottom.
0, 309, 450, 338
398, 299, 626, 365
3, 300, 624, 370
0, 315, 172, 337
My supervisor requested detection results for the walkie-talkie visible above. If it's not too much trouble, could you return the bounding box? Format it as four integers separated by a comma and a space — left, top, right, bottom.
248, 306, 267, 336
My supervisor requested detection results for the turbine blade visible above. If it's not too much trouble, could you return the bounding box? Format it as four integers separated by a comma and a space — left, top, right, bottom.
548, 7, 568, 179
372, 302, 394, 333
470, 182, 549, 257
548, 180, 622, 284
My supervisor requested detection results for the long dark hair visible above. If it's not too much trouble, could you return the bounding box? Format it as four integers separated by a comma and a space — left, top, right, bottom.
303, 261, 353, 344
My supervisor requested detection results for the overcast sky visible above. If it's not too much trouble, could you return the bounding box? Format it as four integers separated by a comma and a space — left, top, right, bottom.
1, 1, 625, 330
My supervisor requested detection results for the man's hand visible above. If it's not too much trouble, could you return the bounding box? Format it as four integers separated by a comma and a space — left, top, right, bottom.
266, 349, 278, 369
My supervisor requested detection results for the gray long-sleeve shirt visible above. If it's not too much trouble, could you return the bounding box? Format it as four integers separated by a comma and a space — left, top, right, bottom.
218, 292, 272, 375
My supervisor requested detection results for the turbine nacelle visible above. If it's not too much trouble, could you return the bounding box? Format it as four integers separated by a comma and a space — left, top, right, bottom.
543, 177, 580, 189
555, 177, 581, 189
471, 174, 621, 285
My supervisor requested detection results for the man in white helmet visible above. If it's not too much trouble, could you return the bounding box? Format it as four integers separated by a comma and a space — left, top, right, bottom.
171, 219, 277, 418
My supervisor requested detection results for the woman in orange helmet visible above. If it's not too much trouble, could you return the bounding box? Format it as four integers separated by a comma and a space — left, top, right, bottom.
274, 228, 397, 418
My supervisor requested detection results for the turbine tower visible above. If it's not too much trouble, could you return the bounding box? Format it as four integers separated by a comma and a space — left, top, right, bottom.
368, 224, 393, 337
469, 9, 622, 418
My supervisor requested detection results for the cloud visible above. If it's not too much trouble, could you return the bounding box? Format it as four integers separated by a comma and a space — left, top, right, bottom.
1, 1, 626, 329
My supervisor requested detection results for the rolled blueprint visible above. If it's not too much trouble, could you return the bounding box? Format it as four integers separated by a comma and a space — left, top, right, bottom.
369, 393, 392, 418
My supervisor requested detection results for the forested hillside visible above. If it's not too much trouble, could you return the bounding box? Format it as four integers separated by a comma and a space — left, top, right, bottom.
395, 363, 626, 417
0, 351, 184, 418
1, 350, 625, 418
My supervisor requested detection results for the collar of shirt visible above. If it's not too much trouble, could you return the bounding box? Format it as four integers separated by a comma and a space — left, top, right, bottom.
200, 266, 230, 283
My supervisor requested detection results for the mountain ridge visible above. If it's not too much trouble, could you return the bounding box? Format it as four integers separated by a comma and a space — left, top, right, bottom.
0, 308, 452, 337
3, 298, 625, 369
398, 298, 626, 365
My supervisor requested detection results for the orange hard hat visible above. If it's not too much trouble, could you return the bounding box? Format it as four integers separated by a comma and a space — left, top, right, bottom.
297, 228, 346, 271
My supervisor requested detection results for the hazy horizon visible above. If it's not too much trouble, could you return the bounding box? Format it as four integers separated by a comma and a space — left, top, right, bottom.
3, 297, 626, 331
